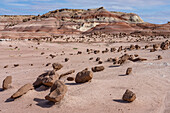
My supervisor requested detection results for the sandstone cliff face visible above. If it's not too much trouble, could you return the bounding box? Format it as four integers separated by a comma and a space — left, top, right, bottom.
0, 7, 169, 39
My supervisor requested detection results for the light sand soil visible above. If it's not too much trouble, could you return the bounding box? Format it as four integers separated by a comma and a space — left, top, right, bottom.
0, 40, 170, 113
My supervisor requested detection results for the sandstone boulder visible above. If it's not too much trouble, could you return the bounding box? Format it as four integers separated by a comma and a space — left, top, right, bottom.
59, 70, 75, 79
52, 63, 63, 71
11, 83, 33, 99
75, 70, 93, 83
126, 68, 132, 75
2, 76, 12, 90
91, 66, 105, 72
45, 80, 67, 103
122, 89, 136, 102
33, 70, 59, 87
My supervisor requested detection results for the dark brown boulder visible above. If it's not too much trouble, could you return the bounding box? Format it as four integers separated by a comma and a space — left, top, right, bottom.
91, 66, 105, 72
52, 63, 63, 71
45, 80, 67, 103
2, 76, 12, 90
75, 70, 93, 83
122, 89, 136, 102
11, 83, 33, 99
33, 70, 59, 87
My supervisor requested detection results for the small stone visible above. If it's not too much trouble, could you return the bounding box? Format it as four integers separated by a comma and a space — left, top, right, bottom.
98, 61, 103, 64
129, 45, 135, 50
94, 50, 100, 54
65, 58, 69, 62
46, 63, 51, 67
110, 47, 116, 52
67, 77, 74, 81
4, 65, 8, 68
41, 52, 45, 55
91, 66, 105, 72
77, 51, 82, 55
2, 76, 12, 90
14, 64, 19, 67
49, 54, 56, 58
52, 63, 63, 71
122, 89, 136, 102
158, 55, 162, 60
89, 57, 93, 60
96, 57, 100, 61
126, 68, 132, 75
145, 45, 149, 49
135, 45, 140, 50
134, 54, 138, 57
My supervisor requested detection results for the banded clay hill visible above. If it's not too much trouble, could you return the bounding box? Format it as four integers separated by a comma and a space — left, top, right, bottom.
0, 7, 169, 40
0, 7, 170, 113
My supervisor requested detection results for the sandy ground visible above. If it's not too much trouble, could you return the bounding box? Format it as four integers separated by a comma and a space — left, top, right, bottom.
0, 40, 170, 113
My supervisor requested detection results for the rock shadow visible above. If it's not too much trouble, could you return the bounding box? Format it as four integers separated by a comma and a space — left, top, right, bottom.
65, 82, 84, 85
113, 99, 130, 103
109, 65, 120, 68
0, 88, 4, 92
118, 74, 128, 76
5, 98, 14, 103
34, 85, 50, 92
34, 98, 55, 108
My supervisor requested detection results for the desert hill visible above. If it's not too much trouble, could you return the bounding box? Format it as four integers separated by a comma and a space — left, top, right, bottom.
0, 7, 169, 39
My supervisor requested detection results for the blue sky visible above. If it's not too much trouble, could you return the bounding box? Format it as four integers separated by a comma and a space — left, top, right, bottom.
0, 0, 170, 24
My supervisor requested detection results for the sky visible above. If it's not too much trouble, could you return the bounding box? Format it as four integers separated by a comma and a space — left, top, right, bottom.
0, 0, 170, 24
